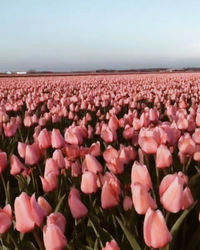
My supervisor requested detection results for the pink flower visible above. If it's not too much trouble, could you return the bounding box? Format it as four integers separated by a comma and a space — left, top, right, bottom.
37, 128, 51, 149
138, 128, 158, 154
156, 144, 172, 168
10, 154, 26, 175
102, 240, 120, 250
143, 208, 172, 248
14, 192, 45, 233
101, 173, 120, 209
47, 212, 66, 233
131, 161, 152, 191
25, 143, 41, 165
81, 171, 98, 194
51, 129, 64, 149
68, 188, 88, 219
43, 224, 67, 250
0, 151, 7, 174
0, 205, 12, 234
84, 154, 103, 174
123, 196, 133, 211
131, 183, 157, 214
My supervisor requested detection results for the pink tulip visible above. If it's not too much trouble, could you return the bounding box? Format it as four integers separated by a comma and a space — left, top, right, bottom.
131, 161, 152, 191
40, 173, 58, 193
43, 224, 67, 250
84, 154, 103, 174
156, 144, 172, 168
68, 188, 88, 219
52, 149, 65, 169
178, 133, 195, 155
159, 173, 184, 213
101, 173, 120, 209
10, 154, 26, 175
25, 143, 41, 165
138, 128, 158, 154
123, 196, 133, 211
38, 197, 52, 216
131, 183, 157, 214
143, 208, 172, 248
37, 128, 51, 149
182, 187, 194, 210
81, 171, 98, 194
51, 129, 64, 149
0, 151, 7, 174
0, 204, 12, 234
14, 192, 45, 233
102, 240, 120, 250
17, 142, 26, 158
47, 212, 66, 233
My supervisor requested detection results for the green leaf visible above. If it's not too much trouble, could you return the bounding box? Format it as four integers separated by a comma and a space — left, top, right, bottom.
115, 216, 141, 250
19, 241, 38, 250
165, 201, 198, 250
55, 193, 66, 212
87, 213, 112, 246
170, 201, 197, 236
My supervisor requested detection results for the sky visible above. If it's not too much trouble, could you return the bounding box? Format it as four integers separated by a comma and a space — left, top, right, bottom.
0, 0, 200, 72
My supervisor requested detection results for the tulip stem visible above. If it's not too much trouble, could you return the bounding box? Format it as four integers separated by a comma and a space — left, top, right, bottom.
32, 229, 45, 250
1, 173, 9, 204
9, 233, 19, 250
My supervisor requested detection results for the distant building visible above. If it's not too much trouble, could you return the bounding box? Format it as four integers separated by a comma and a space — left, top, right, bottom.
6, 71, 12, 74
16, 72, 27, 74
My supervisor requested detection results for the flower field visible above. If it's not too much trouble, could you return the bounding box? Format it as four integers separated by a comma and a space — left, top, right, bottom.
0, 72, 200, 250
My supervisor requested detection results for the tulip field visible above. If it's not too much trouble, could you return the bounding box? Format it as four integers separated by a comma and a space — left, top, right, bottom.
1, 72, 200, 250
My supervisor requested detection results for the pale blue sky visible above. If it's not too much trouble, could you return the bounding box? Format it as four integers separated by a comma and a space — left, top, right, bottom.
0, 0, 200, 71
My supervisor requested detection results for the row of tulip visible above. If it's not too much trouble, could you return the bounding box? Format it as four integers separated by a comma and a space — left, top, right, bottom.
0, 73, 200, 249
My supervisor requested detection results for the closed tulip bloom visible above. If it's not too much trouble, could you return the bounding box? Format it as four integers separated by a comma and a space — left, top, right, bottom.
37, 128, 51, 149
182, 187, 194, 210
17, 142, 26, 158
123, 196, 133, 211
159, 174, 184, 213
196, 112, 200, 127
47, 212, 66, 233
144, 208, 172, 248
25, 143, 41, 165
131, 161, 152, 191
81, 171, 98, 194
101, 173, 120, 209
0, 205, 12, 234
0, 152, 7, 174
131, 183, 157, 215
100, 124, 116, 143
156, 144, 172, 168
53, 150, 65, 169
102, 240, 120, 250
63, 144, 80, 161
178, 133, 195, 155
84, 154, 103, 174
194, 145, 200, 161
51, 129, 64, 149
64, 127, 83, 145
30, 194, 45, 227
44, 158, 59, 179
43, 224, 67, 250
68, 188, 88, 219
192, 128, 200, 144
108, 115, 120, 131
89, 141, 101, 157
38, 197, 52, 216
138, 129, 158, 154
40, 173, 58, 193
10, 154, 26, 175
14, 192, 39, 233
